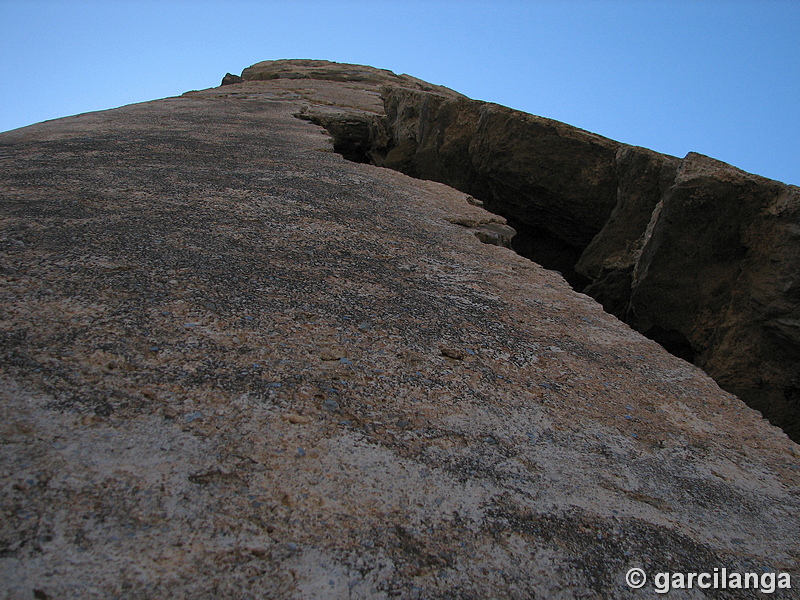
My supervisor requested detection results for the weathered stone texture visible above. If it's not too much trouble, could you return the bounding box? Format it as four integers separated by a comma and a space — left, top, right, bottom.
297, 63, 800, 441
629, 154, 800, 437
1, 60, 799, 598
221, 72, 244, 86
576, 146, 681, 316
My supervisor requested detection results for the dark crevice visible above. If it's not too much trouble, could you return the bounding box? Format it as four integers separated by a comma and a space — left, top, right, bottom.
506, 222, 590, 290
326, 120, 374, 163
296, 100, 800, 442
300, 109, 597, 293
296, 113, 375, 163
642, 326, 697, 363
309, 112, 646, 336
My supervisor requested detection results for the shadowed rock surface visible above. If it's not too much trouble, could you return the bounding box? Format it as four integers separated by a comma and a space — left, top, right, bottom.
1, 60, 799, 598
221, 72, 244, 86
282, 61, 800, 442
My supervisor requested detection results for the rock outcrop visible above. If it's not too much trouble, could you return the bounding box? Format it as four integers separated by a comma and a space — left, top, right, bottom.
221, 72, 244, 86
285, 62, 800, 442
1, 60, 799, 598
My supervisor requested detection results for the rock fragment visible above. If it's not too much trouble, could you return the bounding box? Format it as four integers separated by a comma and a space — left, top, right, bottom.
221, 72, 244, 85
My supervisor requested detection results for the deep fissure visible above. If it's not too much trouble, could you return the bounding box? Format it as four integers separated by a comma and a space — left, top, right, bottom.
304, 111, 690, 348
298, 95, 800, 442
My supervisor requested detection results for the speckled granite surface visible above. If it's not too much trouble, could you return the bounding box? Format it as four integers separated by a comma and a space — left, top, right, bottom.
1, 62, 798, 599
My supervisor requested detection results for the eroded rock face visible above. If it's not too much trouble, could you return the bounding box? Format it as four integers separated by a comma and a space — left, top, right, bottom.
380, 89, 622, 252
1, 60, 799, 598
291, 62, 800, 441
629, 154, 800, 436
576, 146, 681, 316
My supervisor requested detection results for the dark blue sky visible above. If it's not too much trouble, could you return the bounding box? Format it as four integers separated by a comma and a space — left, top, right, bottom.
2, 0, 798, 184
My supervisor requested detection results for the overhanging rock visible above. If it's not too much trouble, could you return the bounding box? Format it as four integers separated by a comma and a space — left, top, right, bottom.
283, 61, 800, 443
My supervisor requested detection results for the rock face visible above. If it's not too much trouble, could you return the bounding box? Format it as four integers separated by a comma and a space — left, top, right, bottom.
1, 60, 799, 598
221, 72, 243, 86
626, 155, 800, 429
295, 64, 800, 442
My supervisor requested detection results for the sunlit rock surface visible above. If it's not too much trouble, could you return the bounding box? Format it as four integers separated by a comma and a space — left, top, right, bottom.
1, 60, 798, 599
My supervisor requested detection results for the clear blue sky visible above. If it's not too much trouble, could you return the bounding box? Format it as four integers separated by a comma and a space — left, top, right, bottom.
1, 0, 798, 185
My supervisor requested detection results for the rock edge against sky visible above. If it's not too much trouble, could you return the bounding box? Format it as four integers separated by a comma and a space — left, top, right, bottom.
234, 60, 800, 443
1, 60, 798, 599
